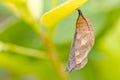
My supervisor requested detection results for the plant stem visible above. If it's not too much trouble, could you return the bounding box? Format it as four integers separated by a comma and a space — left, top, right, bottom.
31, 22, 70, 80
0, 41, 46, 59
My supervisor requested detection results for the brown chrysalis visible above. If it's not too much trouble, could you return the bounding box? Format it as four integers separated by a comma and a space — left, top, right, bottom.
66, 9, 94, 71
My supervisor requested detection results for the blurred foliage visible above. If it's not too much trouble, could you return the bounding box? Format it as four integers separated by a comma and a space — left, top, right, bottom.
0, 0, 120, 80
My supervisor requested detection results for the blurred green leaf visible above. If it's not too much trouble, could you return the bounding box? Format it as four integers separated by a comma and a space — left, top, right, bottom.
0, 52, 59, 80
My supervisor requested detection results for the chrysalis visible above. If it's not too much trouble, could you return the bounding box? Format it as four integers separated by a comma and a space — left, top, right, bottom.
66, 9, 94, 71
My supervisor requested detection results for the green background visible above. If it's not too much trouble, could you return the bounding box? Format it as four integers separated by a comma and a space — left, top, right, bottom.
0, 0, 120, 80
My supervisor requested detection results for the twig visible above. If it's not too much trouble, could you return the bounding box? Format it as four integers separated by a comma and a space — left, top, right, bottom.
30, 23, 70, 80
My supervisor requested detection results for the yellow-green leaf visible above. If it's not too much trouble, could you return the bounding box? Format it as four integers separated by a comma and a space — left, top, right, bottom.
40, 0, 87, 27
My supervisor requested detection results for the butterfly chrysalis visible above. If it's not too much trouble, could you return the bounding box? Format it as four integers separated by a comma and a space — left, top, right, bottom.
66, 9, 94, 71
